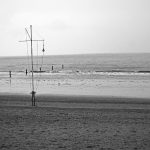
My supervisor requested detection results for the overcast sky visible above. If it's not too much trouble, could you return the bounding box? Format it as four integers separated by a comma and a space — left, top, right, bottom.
0, 0, 150, 56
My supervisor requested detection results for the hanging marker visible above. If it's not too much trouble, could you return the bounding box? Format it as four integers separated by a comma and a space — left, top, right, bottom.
42, 41, 45, 53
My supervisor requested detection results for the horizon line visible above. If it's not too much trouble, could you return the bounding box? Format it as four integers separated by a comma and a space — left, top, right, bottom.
0, 52, 150, 57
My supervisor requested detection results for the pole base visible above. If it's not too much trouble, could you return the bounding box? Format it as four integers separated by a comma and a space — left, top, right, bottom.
30, 91, 36, 106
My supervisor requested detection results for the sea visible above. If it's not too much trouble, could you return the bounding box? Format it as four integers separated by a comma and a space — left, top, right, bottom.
0, 53, 150, 98
0, 53, 150, 73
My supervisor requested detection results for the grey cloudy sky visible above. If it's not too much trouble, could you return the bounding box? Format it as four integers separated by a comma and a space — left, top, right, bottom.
0, 0, 150, 56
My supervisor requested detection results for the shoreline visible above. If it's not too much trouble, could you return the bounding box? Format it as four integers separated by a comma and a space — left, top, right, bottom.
0, 92, 150, 102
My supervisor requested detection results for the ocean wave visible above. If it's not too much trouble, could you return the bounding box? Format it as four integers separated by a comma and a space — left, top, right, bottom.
0, 70, 150, 77
35, 70, 150, 76
94, 70, 150, 76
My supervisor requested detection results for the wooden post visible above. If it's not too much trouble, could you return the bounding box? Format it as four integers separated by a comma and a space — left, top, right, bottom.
26, 69, 28, 75
9, 71, 11, 78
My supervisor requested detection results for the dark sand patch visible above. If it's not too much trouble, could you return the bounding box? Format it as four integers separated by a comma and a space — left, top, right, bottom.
0, 94, 150, 109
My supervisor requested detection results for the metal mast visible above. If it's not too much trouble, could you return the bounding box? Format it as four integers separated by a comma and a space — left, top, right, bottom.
19, 25, 45, 106
30, 25, 36, 106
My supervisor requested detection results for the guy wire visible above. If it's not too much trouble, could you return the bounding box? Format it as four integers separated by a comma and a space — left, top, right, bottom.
35, 41, 39, 90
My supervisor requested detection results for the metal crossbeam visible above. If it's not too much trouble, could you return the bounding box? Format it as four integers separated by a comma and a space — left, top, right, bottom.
19, 40, 44, 42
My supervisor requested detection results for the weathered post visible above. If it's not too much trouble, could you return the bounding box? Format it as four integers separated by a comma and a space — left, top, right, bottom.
9, 71, 11, 78
26, 69, 28, 75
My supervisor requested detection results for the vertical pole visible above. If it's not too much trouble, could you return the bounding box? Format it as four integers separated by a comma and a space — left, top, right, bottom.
26, 69, 28, 76
9, 71, 12, 78
30, 25, 36, 106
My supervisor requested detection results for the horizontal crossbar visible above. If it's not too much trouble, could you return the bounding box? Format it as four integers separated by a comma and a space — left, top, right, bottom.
19, 40, 45, 42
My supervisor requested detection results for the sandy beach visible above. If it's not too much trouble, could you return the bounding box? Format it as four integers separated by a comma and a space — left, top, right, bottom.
0, 0, 150, 148
0, 94, 150, 150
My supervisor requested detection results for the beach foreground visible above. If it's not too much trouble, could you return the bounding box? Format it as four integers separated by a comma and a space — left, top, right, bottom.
0, 94, 150, 150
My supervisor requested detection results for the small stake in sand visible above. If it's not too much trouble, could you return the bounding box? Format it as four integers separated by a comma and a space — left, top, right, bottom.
19, 25, 45, 106
26, 69, 28, 76
9, 71, 11, 78
62, 64, 64, 69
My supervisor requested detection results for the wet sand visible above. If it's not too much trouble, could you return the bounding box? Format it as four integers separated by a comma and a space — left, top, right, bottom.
1, 71, 150, 98
0, 94, 150, 149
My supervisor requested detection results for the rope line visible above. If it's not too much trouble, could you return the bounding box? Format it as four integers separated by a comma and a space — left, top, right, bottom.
35, 41, 39, 91
36, 41, 39, 70
35, 46, 45, 91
